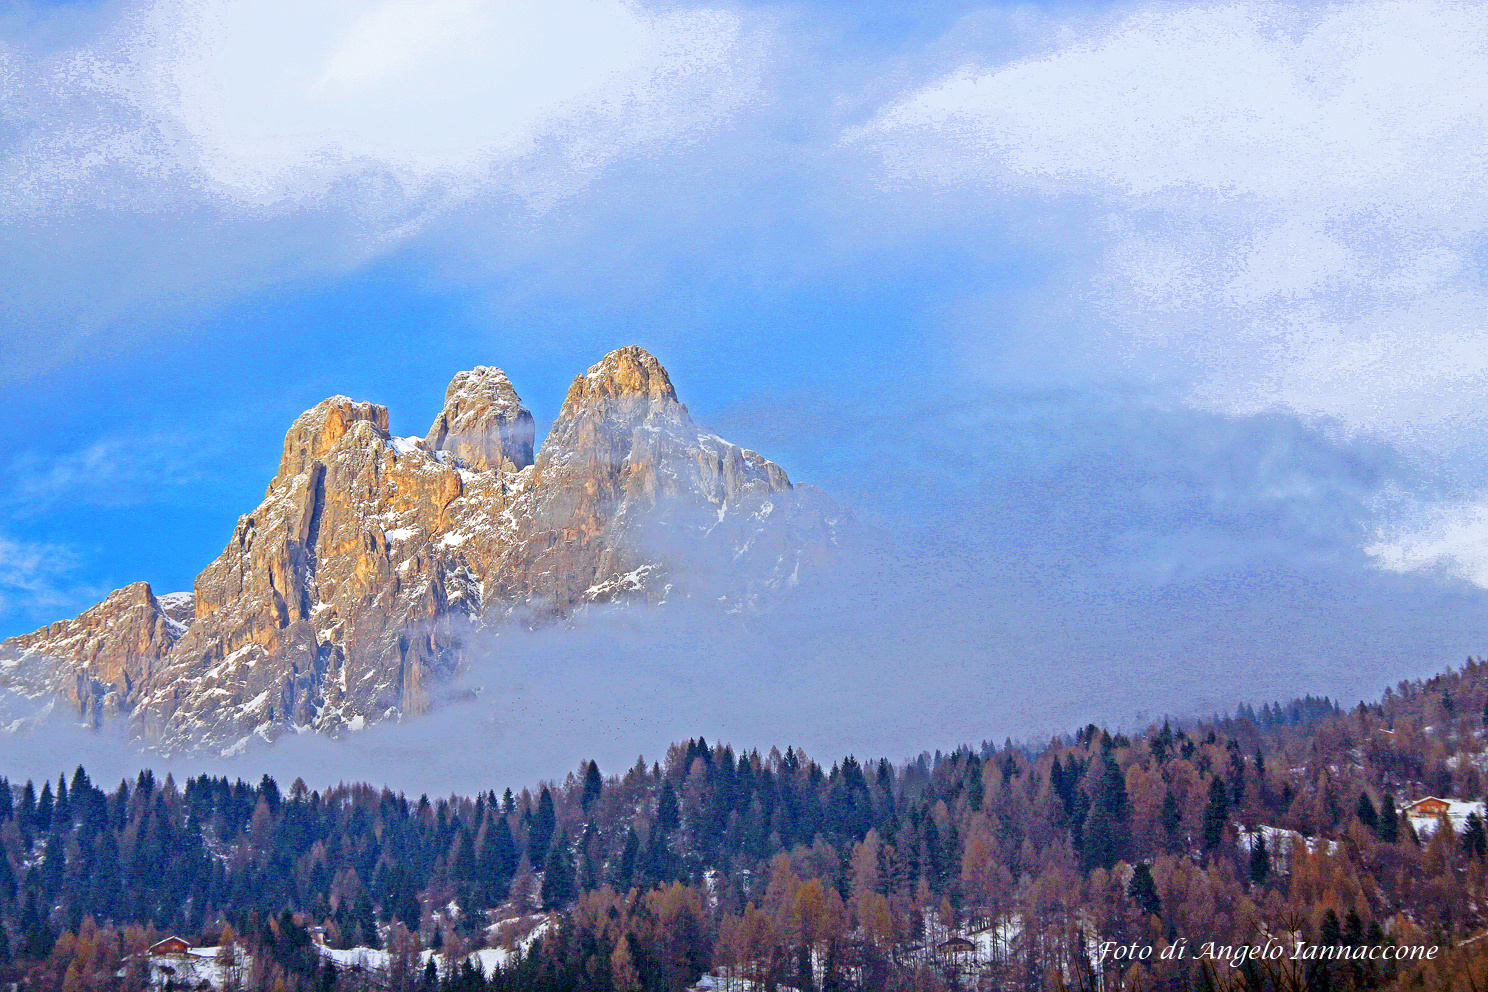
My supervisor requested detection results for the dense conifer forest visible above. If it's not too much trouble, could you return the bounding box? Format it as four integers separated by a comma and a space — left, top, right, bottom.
7, 662, 1488, 991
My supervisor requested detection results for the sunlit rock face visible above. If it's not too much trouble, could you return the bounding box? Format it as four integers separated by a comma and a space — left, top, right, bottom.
423, 366, 535, 474
0, 582, 190, 729
0, 347, 844, 752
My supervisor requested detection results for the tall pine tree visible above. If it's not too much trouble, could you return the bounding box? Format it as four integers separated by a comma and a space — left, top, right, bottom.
581, 762, 603, 812
1378, 791, 1399, 843
528, 787, 556, 864
540, 831, 575, 909
1128, 863, 1161, 917
1202, 777, 1229, 852
1249, 835, 1270, 886
657, 779, 681, 834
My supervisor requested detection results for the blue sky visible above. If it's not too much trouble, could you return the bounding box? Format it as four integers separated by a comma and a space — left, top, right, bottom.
6, 0, 1488, 765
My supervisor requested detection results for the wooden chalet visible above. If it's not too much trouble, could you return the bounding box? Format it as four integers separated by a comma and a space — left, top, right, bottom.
1404, 797, 1451, 819
147, 936, 193, 957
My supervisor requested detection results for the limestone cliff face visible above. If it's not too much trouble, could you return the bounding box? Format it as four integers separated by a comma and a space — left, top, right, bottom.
0, 347, 843, 753
0, 582, 190, 727
139, 396, 485, 747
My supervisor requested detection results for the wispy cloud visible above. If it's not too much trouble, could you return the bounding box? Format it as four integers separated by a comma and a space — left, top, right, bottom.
0, 532, 96, 619
5, 432, 214, 514
1368, 501, 1488, 589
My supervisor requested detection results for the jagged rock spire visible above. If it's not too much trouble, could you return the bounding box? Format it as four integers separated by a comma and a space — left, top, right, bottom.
424, 366, 535, 473
532, 345, 692, 494
559, 345, 680, 413
273, 397, 388, 490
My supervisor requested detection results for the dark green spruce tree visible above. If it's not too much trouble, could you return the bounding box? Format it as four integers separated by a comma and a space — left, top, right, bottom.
581, 761, 603, 813
540, 831, 576, 909
528, 787, 556, 864
1378, 791, 1399, 843
1464, 812, 1487, 859
1128, 863, 1161, 917
657, 779, 681, 834
1082, 754, 1130, 871
1161, 790, 1182, 848
1202, 777, 1229, 853
1249, 835, 1270, 886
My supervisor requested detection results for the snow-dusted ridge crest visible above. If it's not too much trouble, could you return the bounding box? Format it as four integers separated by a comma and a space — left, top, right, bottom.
0, 347, 844, 752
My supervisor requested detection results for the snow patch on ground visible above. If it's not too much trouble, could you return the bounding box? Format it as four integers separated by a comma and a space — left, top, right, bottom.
143, 948, 253, 989
318, 940, 534, 981
1238, 823, 1340, 867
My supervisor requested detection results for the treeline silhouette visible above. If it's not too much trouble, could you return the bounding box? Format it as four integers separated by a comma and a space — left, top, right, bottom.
7, 661, 1488, 991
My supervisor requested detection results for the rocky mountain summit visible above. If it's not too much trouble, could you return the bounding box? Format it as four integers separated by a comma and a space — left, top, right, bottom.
0, 347, 842, 753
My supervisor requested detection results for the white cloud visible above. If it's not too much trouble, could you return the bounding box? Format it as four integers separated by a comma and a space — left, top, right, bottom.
1368, 501, 1488, 590
0, 0, 760, 377
865, 3, 1488, 207
857, 1, 1488, 438
5, 0, 755, 210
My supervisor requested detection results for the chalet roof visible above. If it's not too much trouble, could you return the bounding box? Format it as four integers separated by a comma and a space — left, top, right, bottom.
937, 937, 976, 951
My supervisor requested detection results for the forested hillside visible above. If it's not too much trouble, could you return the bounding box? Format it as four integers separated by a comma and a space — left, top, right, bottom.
6, 662, 1488, 991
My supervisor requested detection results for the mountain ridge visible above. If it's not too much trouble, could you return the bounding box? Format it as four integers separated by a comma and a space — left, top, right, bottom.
0, 346, 844, 753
